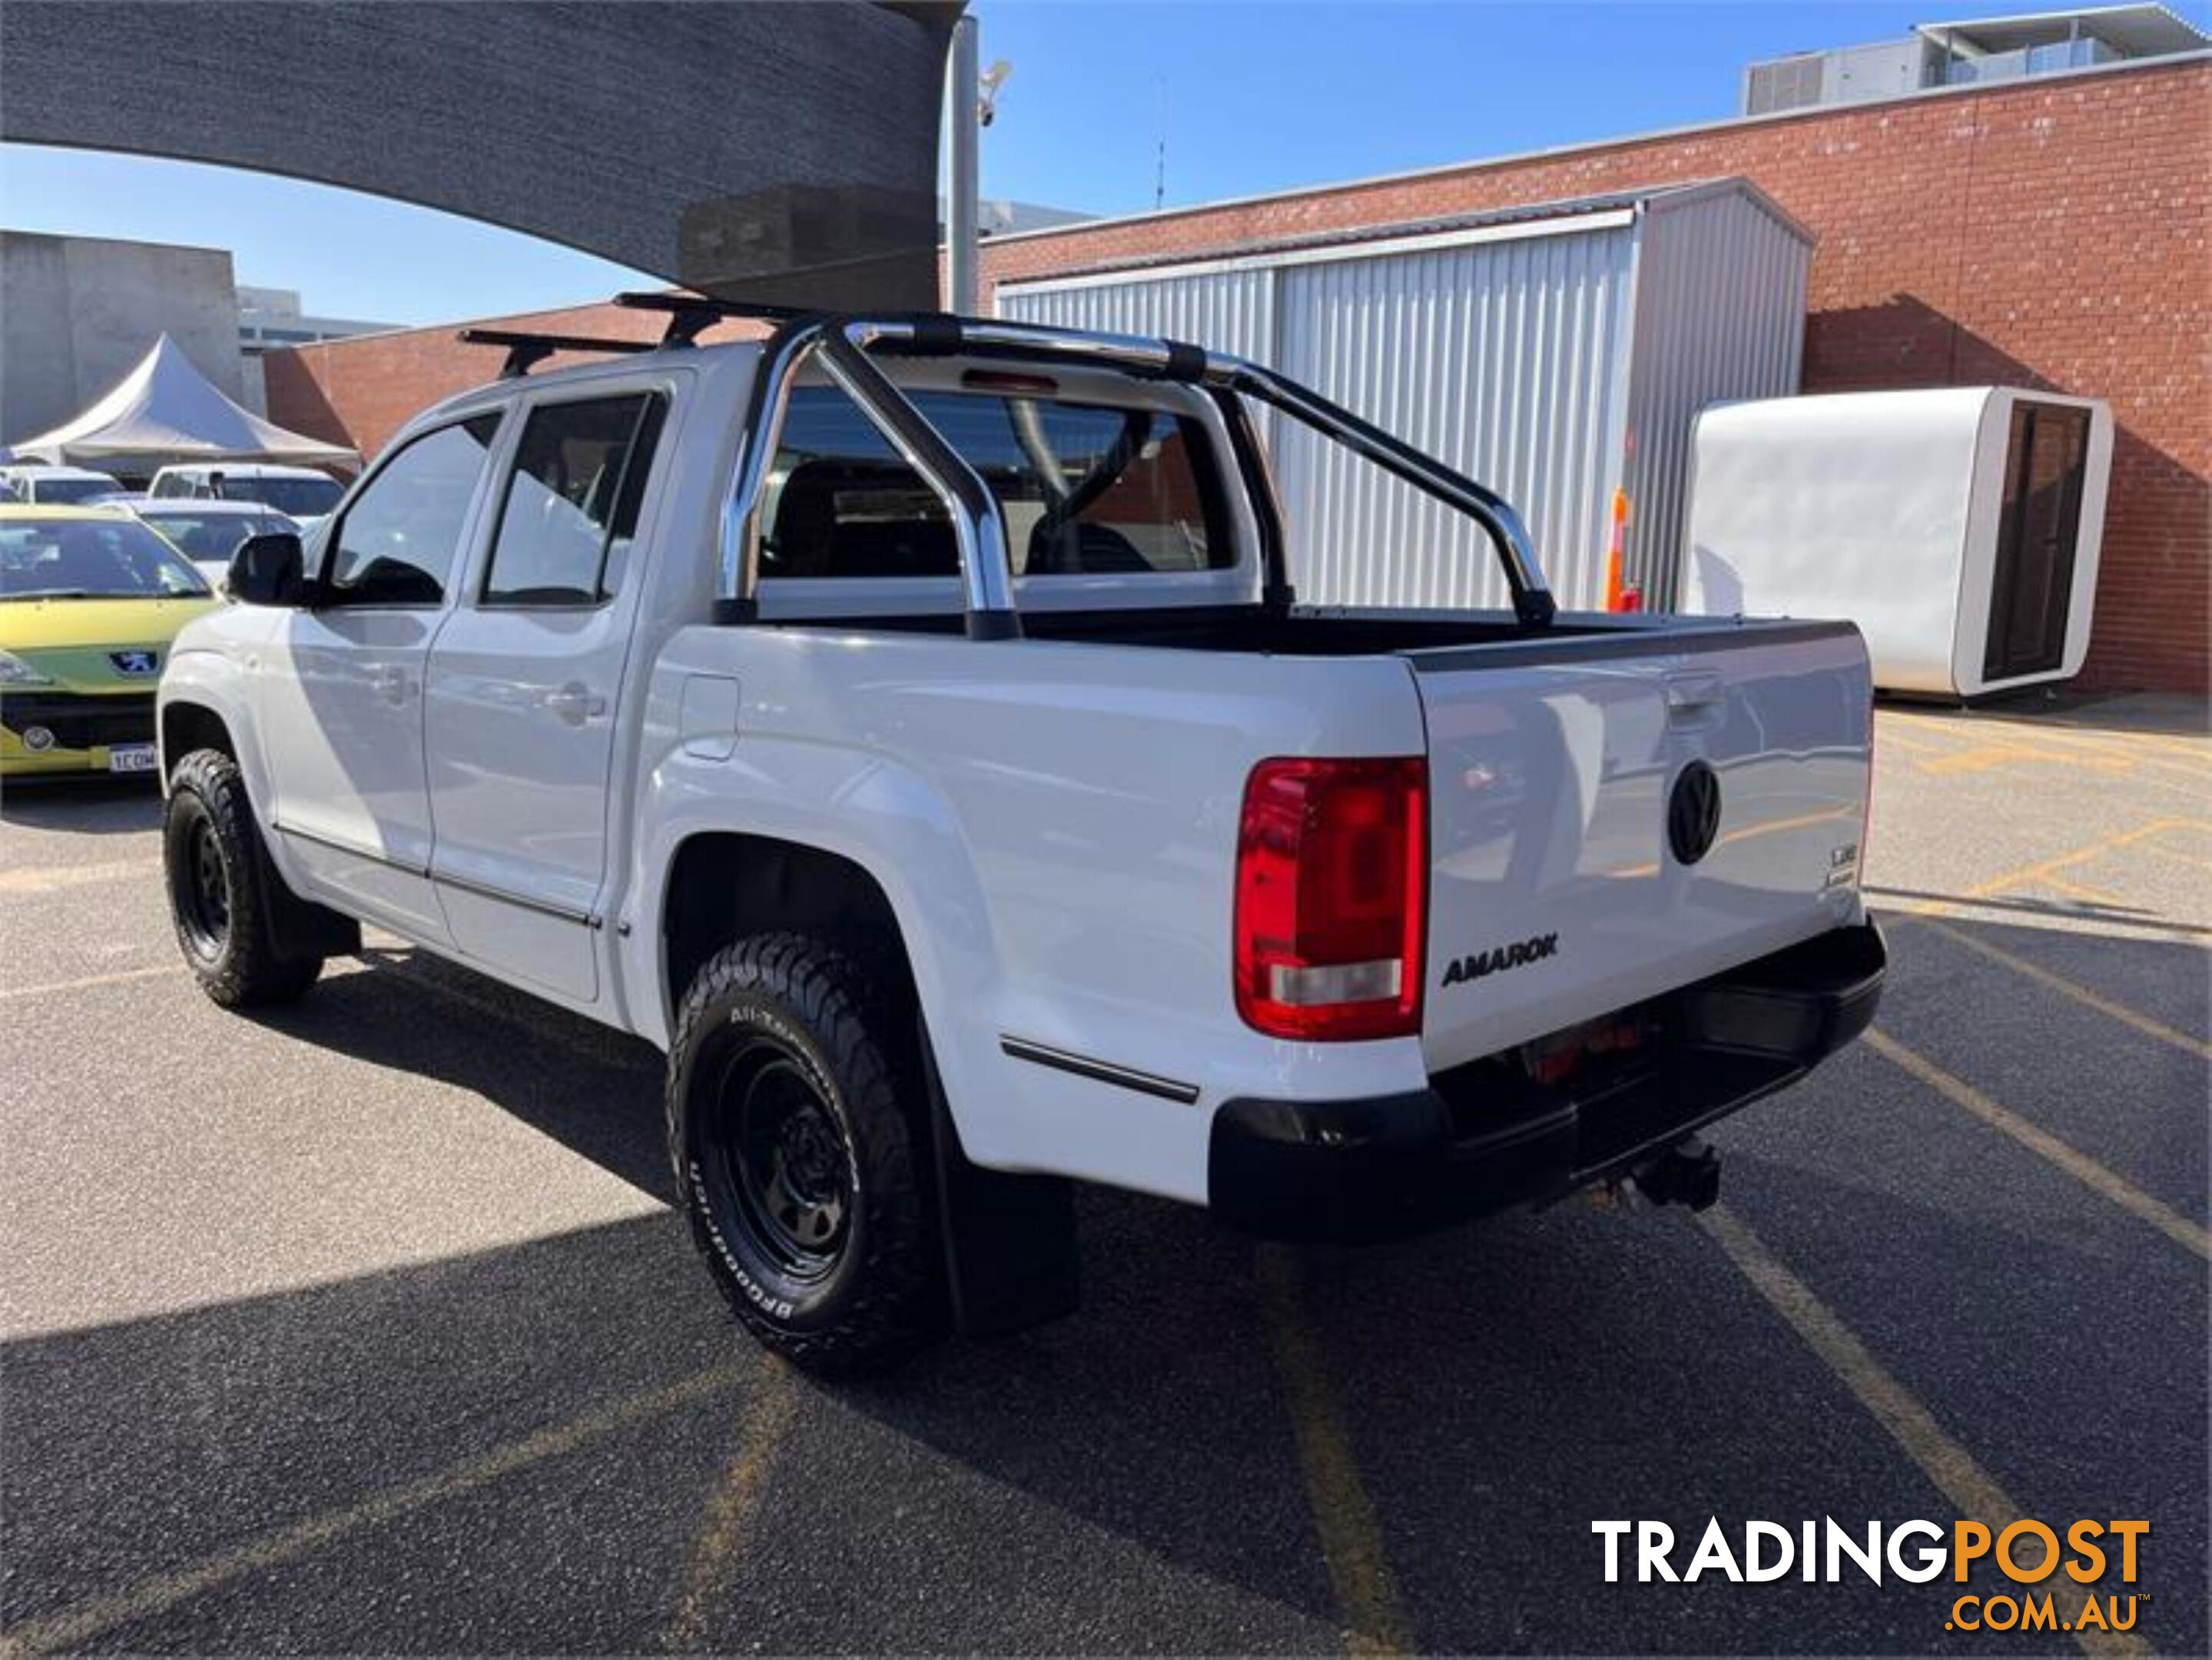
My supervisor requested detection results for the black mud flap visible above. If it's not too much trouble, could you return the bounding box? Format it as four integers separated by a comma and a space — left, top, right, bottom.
255, 819, 361, 962
923, 1032, 1080, 1337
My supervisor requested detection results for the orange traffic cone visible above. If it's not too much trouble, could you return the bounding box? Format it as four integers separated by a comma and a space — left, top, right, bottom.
1603, 489, 1641, 612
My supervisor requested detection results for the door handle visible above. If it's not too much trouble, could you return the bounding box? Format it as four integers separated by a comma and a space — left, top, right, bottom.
545, 683, 606, 725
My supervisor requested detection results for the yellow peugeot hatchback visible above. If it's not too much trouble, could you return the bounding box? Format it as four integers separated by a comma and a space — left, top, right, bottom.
0, 505, 218, 779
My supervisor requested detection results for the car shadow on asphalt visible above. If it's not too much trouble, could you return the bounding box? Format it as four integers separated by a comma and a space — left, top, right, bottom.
0, 777, 162, 835
0, 1210, 759, 1652
1866, 884, 2212, 938
244, 944, 677, 1202
21, 912, 2193, 1651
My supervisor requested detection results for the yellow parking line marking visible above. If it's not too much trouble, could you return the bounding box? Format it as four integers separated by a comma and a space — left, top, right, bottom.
1256, 1247, 1413, 1658
2038, 871, 2127, 903
1699, 1204, 2148, 1658
1873, 727, 1944, 755
661, 1361, 798, 1652
0, 1364, 746, 1658
1918, 742, 2130, 777
0, 857, 161, 895
1956, 821, 2178, 897
1864, 1028, 2210, 1260
2013, 728, 2212, 776
1944, 721, 2210, 773
2028, 715, 2208, 753
0, 962, 180, 1001
1922, 921, 2211, 1061
1879, 712, 2207, 768
1880, 816, 2211, 927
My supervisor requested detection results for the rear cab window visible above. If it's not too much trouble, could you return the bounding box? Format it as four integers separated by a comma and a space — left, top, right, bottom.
758, 369, 1241, 599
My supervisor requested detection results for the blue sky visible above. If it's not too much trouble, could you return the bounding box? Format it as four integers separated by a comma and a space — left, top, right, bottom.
2, 2, 2198, 327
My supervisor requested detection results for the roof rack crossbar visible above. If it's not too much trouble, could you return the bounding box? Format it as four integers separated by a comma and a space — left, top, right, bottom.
456, 327, 656, 379
612, 290, 811, 347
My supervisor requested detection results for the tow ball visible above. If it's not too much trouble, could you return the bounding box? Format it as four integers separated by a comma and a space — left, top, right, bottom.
1617, 1135, 1722, 1211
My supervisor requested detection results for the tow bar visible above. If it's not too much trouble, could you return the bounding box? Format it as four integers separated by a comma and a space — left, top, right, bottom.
1627, 1135, 1722, 1211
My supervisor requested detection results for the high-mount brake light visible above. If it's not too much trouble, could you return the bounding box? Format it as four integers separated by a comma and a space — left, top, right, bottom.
1234, 756, 1428, 1041
960, 369, 1060, 396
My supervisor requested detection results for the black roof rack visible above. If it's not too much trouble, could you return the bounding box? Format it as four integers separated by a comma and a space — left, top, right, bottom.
612, 290, 815, 347
457, 327, 658, 379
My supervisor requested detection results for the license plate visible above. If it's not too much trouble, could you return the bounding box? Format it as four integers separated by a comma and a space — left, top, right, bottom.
107, 742, 158, 774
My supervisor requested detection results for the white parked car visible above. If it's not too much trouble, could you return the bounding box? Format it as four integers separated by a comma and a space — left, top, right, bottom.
146, 462, 343, 533
130, 500, 301, 591
157, 297, 1885, 1373
0, 463, 126, 506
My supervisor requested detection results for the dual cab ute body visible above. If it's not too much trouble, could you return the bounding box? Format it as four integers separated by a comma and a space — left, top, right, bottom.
158, 299, 1882, 1370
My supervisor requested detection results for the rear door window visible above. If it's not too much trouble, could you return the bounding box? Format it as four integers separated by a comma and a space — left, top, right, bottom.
761, 383, 1229, 579
479, 393, 668, 606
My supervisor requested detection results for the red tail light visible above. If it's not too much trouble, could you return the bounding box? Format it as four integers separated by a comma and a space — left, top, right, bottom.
1234, 756, 1428, 1041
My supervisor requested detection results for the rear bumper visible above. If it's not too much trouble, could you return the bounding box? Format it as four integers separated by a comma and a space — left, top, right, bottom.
1208, 921, 1885, 1242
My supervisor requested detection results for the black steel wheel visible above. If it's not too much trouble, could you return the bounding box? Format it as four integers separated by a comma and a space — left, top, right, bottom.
667, 932, 940, 1374
174, 808, 233, 960
709, 1036, 855, 1283
163, 749, 322, 1007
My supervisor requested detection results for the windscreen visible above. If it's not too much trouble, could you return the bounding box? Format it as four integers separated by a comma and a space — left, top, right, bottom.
220, 475, 342, 516
0, 516, 213, 599
31, 476, 121, 505
141, 510, 296, 564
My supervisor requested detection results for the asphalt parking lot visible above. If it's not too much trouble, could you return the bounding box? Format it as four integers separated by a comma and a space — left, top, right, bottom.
2, 693, 2205, 1657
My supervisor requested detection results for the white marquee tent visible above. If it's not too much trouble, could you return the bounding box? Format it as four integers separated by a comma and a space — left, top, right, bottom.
9, 334, 359, 473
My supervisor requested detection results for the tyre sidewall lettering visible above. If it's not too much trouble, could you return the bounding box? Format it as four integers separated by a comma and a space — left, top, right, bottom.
666, 933, 937, 1373
682, 990, 865, 1333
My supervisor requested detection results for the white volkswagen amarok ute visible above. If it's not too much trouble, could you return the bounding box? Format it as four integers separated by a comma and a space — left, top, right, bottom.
157, 296, 1885, 1373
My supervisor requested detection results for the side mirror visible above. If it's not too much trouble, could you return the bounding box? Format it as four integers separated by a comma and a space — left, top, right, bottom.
227, 532, 308, 606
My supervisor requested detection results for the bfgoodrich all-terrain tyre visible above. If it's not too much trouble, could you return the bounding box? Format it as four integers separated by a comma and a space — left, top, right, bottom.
164, 748, 323, 1008
667, 932, 942, 1375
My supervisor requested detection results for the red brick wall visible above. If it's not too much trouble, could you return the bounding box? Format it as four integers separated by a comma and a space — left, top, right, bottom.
262, 301, 758, 463
268, 58, 2209, 692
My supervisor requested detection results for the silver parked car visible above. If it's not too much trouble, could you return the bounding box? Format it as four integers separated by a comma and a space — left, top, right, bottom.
129, 499, 300, 592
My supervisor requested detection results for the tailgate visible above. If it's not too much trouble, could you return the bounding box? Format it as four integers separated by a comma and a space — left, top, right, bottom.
1411, 619, 1872, 1074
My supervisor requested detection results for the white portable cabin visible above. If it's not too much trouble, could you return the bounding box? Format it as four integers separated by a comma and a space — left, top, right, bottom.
998, 178, 1812, 614
1680, 387, 2112, 698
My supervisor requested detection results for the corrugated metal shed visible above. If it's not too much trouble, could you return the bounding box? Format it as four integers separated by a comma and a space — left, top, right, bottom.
997, 178, 1810, 613
1011, 264, 1275, 364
